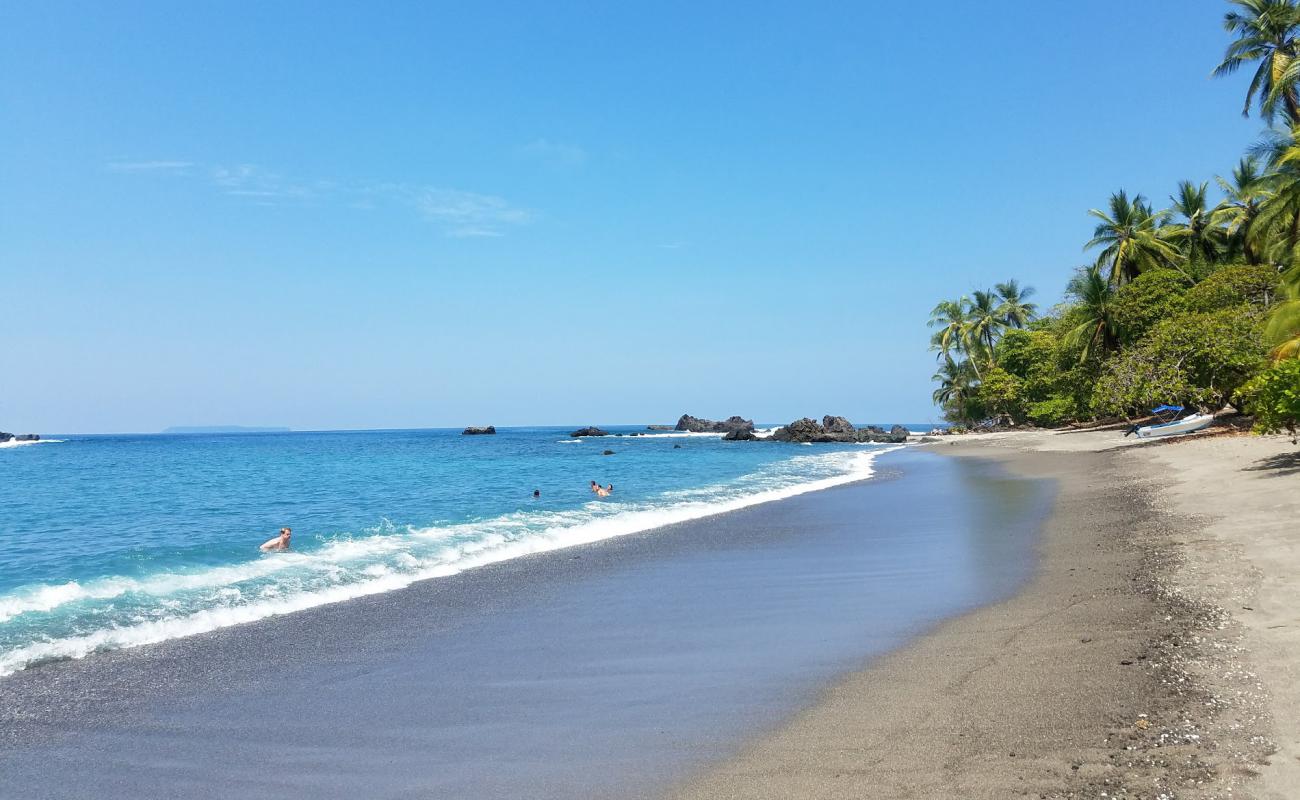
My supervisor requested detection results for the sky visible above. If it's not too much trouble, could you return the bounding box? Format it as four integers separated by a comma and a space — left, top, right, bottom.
0, 0, 1270, 433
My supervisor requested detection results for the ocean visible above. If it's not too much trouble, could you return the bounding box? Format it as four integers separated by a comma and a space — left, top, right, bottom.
0, 425, 919, 679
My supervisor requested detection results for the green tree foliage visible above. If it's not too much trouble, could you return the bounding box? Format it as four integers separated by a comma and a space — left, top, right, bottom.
1239, 358, 1300, 438
1110, 268, 1191, 344
1086, 191, 1178, 284
1185, 263, 1281, 310
1214, 0, 1300, 123
1092, 307, 1270, 416
1061, 266, 1121, 360
923, 3, 1300, 429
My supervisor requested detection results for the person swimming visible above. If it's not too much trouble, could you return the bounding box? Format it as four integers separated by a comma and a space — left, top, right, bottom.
590, 480, 600, 494
260, 527, 291, 551
533, 489, 541, 498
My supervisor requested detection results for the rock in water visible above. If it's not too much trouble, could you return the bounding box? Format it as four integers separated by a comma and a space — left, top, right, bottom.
854, 425, 910, 444
723, 428, 758, 441
646, 425, 675, 431
461, 426, 496, 436
821, 415, 856, 435
674, 414, 756, 434
0, 432, 11, 443
570, 427, 610, 438
13, 434, 39, 441
768, 418, 825, 442
602, 450, 615, 455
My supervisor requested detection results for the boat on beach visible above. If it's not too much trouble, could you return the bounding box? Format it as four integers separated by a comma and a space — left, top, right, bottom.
1128, 405, 1214, 439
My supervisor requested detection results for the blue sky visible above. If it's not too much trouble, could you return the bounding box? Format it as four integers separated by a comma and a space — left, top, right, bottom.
0, 1, 1267, 432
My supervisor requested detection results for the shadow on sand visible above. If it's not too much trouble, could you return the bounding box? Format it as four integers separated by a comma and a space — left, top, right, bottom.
1243, 450, 1300, 477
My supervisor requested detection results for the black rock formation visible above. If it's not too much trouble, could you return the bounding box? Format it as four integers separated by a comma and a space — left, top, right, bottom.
646, 425, 675, 431
570, 427, 610, 438
767, 417, 910, 444
0, 432, 39, 443
674, 414, 755, 434
722, 428, 758, 441
461, 426, 496, 436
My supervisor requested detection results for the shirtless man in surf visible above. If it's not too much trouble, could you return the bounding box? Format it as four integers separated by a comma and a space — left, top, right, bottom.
260, 527, 291, 551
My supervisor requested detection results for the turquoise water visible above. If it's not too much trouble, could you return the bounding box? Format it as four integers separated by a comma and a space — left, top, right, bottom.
0, 426, 908, 677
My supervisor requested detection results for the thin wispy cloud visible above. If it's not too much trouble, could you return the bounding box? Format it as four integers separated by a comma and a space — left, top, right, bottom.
415, 188, 531, 237
517, 138, 587, 168
105, 160, 194, 173
109, 161, 531, 237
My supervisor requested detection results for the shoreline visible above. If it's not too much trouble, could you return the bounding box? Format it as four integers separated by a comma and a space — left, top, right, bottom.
0, 448, 1052, 799
675, 429, 1295, 799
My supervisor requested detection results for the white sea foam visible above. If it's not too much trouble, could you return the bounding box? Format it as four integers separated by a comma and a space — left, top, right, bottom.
0, 446, 901, 677
0, 439, 64, 449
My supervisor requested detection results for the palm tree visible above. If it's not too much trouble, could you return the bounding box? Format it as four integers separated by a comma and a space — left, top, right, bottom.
1062, 265, 1121, 362
1086, 190, 1178, 284
1251, 124, 1300, 265
966, 289, 1005, 363
1214, 156, 1272, 264
1265, 266, 1300, 359
1164, 180, 1225, 277
928, 297, 981, 377
1214, 0, 1300, 124
994, 280, 1037, 328
931, 357, 978, 421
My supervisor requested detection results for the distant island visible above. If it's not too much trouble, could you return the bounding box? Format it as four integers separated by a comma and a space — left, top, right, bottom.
162, 426, 292, 434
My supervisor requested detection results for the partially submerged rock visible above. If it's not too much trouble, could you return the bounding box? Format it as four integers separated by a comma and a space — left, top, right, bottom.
674, 414, 756, 434
0, 432, 38, 443
570, 427, 610, 438
767, 417, 910, 444
722, 428, 758, 441
646, 425, 675, 431
461, 426, 496, 436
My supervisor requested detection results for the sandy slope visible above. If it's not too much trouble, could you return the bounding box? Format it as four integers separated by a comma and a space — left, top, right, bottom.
674, 427, 1300, 799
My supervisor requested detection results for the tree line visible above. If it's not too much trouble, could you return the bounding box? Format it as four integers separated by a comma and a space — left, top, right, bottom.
929, 0, 1300, 438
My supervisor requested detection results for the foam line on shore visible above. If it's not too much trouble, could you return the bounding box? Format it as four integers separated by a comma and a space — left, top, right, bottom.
0, 446, 900, 677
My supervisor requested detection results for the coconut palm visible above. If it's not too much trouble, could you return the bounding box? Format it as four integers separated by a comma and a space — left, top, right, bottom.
928, 298, 978, 371
994, 280, 1038, 329
1266, 266, 1300, 359
1214, 156, 1273, 264
1214, 0, 1300, 124
966, 289, 1005, 362
1086, 190, 1178, 284
1062, 265, 1121, 362
1250, 125, 1300, 265
931, 357, 978, 421
1164, 180, 1226, 277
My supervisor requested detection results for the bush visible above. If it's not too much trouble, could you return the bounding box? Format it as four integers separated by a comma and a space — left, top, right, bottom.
1185, 264, 1281, 312
1025, 396, 1077, 427
979, 366, 1024, 422
1091, 306, 1269, 417
1239, 359, 1300, 440
1110, 268, 1189, 344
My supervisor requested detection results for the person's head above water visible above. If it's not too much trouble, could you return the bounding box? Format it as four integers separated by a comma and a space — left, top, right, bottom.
280, 527, 291, 539
533, 489, 540, 498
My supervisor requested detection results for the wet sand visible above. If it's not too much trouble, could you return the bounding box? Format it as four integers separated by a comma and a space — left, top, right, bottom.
677, 429, 1297, 800
0, 449, 1052, 799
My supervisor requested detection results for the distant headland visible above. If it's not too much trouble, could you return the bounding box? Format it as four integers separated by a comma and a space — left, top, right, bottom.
162, 426, 292, 434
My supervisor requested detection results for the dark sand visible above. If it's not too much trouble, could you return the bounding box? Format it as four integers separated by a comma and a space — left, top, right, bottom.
675, 438, 1266, 799
0, 449, 1052, 799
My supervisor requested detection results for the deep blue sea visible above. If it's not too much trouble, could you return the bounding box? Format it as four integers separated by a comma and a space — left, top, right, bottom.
0, 425, 919, 678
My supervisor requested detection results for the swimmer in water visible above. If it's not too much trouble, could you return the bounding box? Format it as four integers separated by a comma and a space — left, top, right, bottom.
590, 480, 600, 495
260, 527, 291, 551
533, 489, 541, 498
